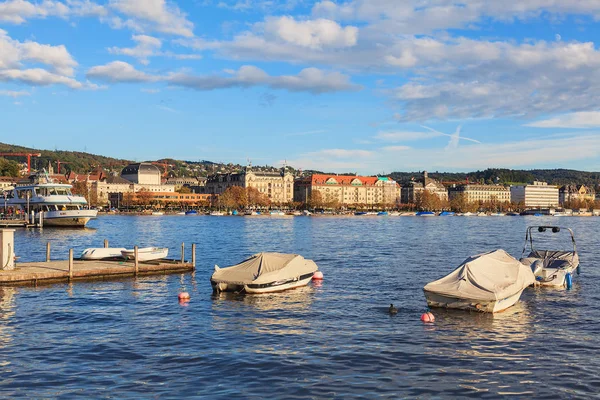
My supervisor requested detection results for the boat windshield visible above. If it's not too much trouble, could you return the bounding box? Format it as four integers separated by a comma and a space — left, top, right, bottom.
37, 187, 73, 196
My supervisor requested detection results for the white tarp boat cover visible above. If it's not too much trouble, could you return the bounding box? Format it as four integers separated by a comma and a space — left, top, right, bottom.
211, 252, 318, 285
424, 249, 535, 301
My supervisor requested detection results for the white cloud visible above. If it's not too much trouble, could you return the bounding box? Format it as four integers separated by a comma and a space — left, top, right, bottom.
85, 62, 360, 93
0, 29, 78, 76
108, 34, 162, 65
311, 0, 600, 34
263, 16, 358, 49
168, 65, 361, 94
0, 89, 30, 97
0, 68, 83, 88
108, 0, 194, 37
86, 61, 158, 82
526, 112, 600, 128
0, 0, 106, 24
108, 35, 202, 64
0, 29, 90, 89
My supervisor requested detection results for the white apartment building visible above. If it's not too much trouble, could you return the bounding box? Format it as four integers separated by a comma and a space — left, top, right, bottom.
448, 184, 511, 203
510, 181, 559, 208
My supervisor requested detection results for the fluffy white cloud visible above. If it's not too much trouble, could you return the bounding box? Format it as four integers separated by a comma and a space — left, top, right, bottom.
526, 112, 600, 128
0, 29, 78, 76
311, 0, 600, 34
86, 61, 158, 82
0, 0, 105, 24
168, 65, 361, 94
391, 40, 600, 121
108, 34, 201, 64
108, 0, 194, 37
108, 34, 162, 65
263, 16, 358, 49
0, 29, 91, 89
86, 62, 360, 93
0, 68, 83, 88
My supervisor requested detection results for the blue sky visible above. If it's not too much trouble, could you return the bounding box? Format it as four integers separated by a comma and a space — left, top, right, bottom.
2, 0, 600, 174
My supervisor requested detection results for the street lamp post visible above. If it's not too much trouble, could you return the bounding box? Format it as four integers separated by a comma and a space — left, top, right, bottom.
26, 191, 30, 223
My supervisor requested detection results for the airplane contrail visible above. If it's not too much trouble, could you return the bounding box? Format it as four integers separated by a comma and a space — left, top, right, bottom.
420, 125, 481, 149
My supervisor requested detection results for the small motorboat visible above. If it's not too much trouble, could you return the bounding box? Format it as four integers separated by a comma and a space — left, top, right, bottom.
211, 252, 319, 294
151, 211, 164, 216
439, 211, 455, 216
377, 211, 388, 216
519, 226, 580, 287
423, 249, 535, 313
354, 211, 367, 216
185, 210, 198, 215
210, 211, 224, 216
81, 248, 127, 260
416, 211, 436, 217
121, 247, 169, 262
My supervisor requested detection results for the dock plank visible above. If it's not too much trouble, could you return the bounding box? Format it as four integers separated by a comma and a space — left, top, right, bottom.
0, 259, 194, 286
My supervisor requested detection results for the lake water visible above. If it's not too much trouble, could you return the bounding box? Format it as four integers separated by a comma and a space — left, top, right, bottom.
1, 215, 599, 398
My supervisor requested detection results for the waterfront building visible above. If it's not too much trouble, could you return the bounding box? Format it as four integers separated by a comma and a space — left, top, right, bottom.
448, 184, 511, 203
559, 184, 596, 205
120, 163, 161, 185
293, 174, 400, 207
108, 191, 216, 209
400, 171, 447, 203
205, 166, 294, 204
510, 181, 559, 208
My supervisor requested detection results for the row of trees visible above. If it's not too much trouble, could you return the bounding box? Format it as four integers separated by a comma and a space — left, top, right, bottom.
218, 186, 271, 209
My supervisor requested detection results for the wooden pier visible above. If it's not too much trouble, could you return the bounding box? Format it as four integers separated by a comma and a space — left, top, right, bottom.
0, 242, 196, 287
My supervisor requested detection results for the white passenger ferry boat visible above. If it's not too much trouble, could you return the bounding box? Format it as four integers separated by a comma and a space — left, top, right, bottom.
2, 172, 97, 227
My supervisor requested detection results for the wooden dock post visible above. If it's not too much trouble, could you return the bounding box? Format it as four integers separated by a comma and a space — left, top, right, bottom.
104, 239, 108, 248
191, 243, 196, 269
39, 211, 43, 228
46, 242, 50, 262
134, 245, 139, 276
181, 242, 185, 264
68, 249, 73, 281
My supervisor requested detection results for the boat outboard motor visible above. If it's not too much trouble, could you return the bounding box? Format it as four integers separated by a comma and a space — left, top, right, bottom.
530, 260, 543, 276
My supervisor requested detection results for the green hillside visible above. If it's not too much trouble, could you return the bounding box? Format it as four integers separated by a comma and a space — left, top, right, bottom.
0, 142, 131, 176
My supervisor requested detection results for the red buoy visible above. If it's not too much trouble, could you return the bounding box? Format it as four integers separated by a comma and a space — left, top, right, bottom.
312, 271, 324, 280
420, 311, 435, 323
178, 292, 191, 300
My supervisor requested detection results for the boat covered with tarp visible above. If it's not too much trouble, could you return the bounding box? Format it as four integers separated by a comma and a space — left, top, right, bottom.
210, 252, 319, 294
423, 249, 535, 313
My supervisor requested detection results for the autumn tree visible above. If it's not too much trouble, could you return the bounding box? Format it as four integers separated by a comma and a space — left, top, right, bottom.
178, 186, 192, 194
246, 187, 270, 208
136, 189, 153, 209
415, 190, 447, 211
123, 192, 135, 210
220, 186, 248, 209
308, 189, 323, 209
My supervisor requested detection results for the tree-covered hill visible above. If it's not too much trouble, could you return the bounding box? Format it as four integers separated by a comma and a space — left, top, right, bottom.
0, 142, 131, 176
390, 168, 600, 187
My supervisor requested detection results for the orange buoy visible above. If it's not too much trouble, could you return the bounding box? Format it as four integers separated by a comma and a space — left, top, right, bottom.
312, 271, 324, 280
420, 311, 435, 323
178, 292, 191, 300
